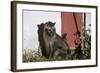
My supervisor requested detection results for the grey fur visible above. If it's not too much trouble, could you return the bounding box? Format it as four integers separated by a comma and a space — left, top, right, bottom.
37, 21, 70, 59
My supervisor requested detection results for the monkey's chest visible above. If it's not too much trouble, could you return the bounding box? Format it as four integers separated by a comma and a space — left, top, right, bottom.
45, 37, 55, 48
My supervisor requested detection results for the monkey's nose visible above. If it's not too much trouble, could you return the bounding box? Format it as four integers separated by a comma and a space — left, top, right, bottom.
48, 29, 51, 32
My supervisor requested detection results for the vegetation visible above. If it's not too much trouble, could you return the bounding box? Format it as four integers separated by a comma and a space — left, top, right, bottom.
23, 48, 72, 62
80, 27, 91, 59
23, 27, 91, 62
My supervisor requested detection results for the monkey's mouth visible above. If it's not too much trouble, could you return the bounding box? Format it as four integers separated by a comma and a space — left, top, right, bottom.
47, 31, 54, 36
47, 32, 52, 36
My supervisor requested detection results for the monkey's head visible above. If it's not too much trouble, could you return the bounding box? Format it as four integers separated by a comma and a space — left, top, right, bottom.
44, 21, 56, 36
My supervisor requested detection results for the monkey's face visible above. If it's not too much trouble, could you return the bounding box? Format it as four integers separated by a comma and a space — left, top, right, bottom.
44, 22, 56, 36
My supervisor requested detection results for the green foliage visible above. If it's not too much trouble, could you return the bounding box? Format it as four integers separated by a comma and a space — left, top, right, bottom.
23, 49, 71, 62
78, 26, 91, 59
23, 27, 91, 62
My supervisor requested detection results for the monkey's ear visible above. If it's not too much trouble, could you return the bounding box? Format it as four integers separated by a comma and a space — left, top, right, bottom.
53, 22, 56, 26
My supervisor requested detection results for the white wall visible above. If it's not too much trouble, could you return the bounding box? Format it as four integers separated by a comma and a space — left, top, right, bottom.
23, 10, 61, 50
85, 13, 91, 35
0, 0, 99, 73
